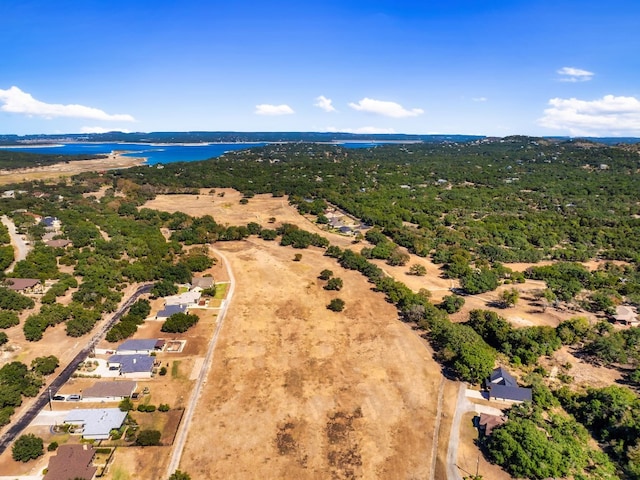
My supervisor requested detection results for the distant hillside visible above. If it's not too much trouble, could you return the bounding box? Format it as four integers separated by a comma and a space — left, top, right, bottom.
0, 131, 484, 145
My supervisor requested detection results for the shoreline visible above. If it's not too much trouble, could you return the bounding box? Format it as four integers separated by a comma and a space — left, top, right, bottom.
0, 153, 146, 185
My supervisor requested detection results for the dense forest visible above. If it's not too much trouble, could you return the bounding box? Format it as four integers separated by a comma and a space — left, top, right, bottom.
2, 136, 640, 478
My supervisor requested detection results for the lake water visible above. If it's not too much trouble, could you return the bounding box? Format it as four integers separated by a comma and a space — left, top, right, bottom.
0, 141, 385, 165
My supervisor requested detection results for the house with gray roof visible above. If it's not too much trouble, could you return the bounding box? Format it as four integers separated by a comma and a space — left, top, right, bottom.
82, 381, 137, 402
116, 338, 164, 355
485, 366, 532, 403
156, 303, 187, 320
64, 408, 127, 440
107, 354, 154, 378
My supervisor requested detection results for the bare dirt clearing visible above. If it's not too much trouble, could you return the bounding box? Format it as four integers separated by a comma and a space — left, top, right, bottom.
0, 154, 144, 186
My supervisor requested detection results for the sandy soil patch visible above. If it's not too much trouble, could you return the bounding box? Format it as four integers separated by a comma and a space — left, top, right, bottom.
178, 238, 443, 479
0, 153, 144, 186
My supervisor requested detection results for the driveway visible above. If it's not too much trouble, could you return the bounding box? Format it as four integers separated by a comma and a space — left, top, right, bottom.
447, 383, 504, 480
1, 215, 31, 271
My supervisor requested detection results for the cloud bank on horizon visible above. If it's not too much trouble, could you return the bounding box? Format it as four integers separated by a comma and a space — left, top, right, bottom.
2, 1, 640, 137
0, 86, 134, 122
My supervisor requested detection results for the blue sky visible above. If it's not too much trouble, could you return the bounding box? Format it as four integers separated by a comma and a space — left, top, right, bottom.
2, 0, 640, 136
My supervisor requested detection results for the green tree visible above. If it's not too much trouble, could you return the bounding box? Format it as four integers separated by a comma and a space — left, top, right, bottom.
12, 434, 44, 462
327, 298, 345, 312
408, 264, 427, 276
135, 429, 161, 446
318, 269, 333, 280
324, 277, 343, 291
169, 470, 192, 480
440, 294, 465, 314
118, 397, 134, 412
500, 288, 520, 308
31, 356, 59, 376
161, 313, 199, 333
0, 332, 7, 346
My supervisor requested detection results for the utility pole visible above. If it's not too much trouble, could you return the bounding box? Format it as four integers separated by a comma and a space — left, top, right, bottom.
48, 387, 52, 411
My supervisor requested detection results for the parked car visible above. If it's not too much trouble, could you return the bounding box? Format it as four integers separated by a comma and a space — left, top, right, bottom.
67, 394, 81, 401
52, 395, 65, 401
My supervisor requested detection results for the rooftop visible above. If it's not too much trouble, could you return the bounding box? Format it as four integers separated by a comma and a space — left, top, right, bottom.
43, 444, 97, 480
191, 276, 214, 289
107, 354, 154, 374
4, 278, 40, 291
117, 338, 159, 352
64, 408, 127, 439
82, 380, 137, 399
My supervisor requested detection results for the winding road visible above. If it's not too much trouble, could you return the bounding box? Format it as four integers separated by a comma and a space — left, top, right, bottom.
165, 247, 235, 478
0, 283, 152, 455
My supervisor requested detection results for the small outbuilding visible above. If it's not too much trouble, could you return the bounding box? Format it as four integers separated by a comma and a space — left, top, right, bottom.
3, 278, 43, 294
613, 305, 639, 326
477, 413, 507, 436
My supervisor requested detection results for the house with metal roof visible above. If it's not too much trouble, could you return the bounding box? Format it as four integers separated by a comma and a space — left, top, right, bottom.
156, 303, 188, 320
485, 366, 532, 403
107, 354, 154, 378
64, 408, 127, 440
82, 381, 137, 402
116, 338, 164, 355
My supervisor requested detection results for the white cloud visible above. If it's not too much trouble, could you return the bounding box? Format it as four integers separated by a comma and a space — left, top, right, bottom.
472, 97, 488, 102
538, 94, 640, 136
314, 95, 336, 112
348, 97, 423, 118
326, 126, 396, 134
254, 104, 294, 115
0, 86, 135, 121
557, 67, 594, 82
80, 126, 131, 134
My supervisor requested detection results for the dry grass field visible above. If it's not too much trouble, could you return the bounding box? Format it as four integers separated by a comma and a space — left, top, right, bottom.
0, 154, 144, 186
0, 186, 626, 479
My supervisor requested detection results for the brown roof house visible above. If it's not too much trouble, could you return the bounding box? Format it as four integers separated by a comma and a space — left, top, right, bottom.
191, 276, 215, 290
43, 444, 97, 480
477, 413, 507, 436
3, 278, 43, 294
46, 239, 72, 248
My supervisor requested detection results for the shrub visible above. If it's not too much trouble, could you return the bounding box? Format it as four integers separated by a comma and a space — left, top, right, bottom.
135, 429, 161, 446
327, 298, 345, 312
47, 441, 58, 452
12, 434, 44, 462
161, 313, 199, 333
158, 403, 170, 412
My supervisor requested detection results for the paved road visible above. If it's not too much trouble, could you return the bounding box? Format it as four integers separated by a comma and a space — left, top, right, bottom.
0, 283, 152, 455
1, 215, 31, 271
165, 247, 235, 478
